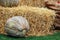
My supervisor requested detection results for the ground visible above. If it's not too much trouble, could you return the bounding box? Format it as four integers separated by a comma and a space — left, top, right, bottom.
0, 32, 60, 40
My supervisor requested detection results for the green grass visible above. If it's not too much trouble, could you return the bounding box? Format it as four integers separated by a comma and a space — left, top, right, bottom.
0, 32, 60, 40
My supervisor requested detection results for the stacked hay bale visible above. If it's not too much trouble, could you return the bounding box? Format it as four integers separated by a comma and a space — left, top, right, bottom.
45, 0, 60, 30
19, 0, 45, 7
0, 6, 55, 36
0, 0, 46, 7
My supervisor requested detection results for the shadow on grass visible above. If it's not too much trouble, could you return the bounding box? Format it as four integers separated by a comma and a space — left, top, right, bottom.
0, 32, 60, 40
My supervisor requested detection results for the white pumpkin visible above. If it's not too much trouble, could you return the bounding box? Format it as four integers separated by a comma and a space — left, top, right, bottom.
5, 16, 30, 37
0, 0, 19, 7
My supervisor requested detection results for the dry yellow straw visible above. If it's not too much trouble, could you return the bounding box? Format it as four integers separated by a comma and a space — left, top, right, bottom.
0, 6, 56, 36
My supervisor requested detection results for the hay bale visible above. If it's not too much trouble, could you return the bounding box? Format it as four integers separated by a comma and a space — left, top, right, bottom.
0, 6, 55, 36
19, 0, 45, 7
